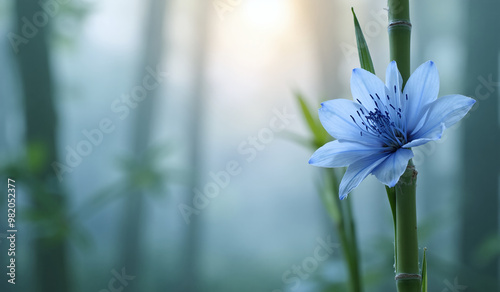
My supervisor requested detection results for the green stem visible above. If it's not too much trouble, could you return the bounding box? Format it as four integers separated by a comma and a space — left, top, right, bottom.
388, 0, 411, 85
336, 207, 362, 292
394, 161, 420, 291
344, 199, 362, 292
325, 169, 362, 292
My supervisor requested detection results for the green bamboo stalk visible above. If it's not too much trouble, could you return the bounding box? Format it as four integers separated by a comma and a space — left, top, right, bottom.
394, 161, 420, 291
387, 1, 420, 291
388, 0, 411, 85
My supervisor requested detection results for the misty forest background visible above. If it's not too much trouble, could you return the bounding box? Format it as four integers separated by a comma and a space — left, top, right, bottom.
0, 0, 499, 291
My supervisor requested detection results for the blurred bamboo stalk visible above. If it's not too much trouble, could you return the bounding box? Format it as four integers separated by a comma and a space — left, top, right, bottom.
461, 0, 500, 290
14, 2, 71, 291
177, 1, 211, 291
119, 1, 168, 291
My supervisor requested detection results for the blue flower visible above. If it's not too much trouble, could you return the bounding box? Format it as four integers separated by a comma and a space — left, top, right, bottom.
309, 61, 475, 199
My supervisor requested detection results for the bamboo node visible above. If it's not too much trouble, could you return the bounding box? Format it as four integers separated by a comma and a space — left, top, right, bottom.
388, 20, 412, 29
395, 273, 421, 281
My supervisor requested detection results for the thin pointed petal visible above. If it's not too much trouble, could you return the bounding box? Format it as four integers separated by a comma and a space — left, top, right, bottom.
384, 61, 406, 125
403, 61, 440, 132
319, 99, 382, 146
309, 140, 384, 168
351, 68, 388, 111
372, 148, 414, 187
410, 94, 476, 141
339, 152, 389, 199
385, 61, 403, 99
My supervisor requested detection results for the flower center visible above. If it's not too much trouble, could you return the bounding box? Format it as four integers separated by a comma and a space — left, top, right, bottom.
350, 92, 407, 150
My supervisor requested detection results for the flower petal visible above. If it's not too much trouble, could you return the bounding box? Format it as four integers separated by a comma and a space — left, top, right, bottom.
410, 94, 476, 141
319, 99, 383, 146
309, 140, 384, 168
351, 67, 389, 111
402, 124, 445, 148
339, 152, 389, 199
385, 61, 403, 103
385, 61, 406, 125
403, 61, 440, 132
372, 148, 414, 187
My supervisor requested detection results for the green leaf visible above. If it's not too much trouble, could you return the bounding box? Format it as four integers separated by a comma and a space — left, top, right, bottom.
26, 141, 48, 174
294, 92, 330, 148
421, 248, 427, 292
352, 8, 375, 74
115, 143, 173, 194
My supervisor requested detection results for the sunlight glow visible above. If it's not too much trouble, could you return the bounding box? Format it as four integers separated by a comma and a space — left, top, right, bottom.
241, 0, 292, 33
